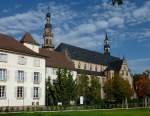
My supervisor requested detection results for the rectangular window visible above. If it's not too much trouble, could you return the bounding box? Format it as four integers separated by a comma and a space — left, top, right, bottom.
0, 53, 7, 62
126, 71, 128, 76
90, 64, 92, 71
18, 56, 27, 65
0, 69, 7, 81
0, 86, 6, 98
34, 59, 40, 67
17, 86, 24, 98
34, 72, 40, 84
95, 65, 97, 71
33, 87, 40, 99
78, 62, 81, 68
17, 70, 24, 82
84, 64, 86, 70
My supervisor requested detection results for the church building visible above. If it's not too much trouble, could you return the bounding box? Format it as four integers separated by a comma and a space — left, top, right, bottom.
0, 10, 133, 108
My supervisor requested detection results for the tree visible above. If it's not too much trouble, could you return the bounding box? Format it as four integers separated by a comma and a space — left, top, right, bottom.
76, 72, 102, 105
134, 74, 150, 107
103, 77, 113, 101
46, 77, 58, 105
46, 68, 76, 106
54, 68, 76, 106
112, 0, 123, 6
76, 72, 89, 105
104, 74, 133, 107
88, 75, 101, 105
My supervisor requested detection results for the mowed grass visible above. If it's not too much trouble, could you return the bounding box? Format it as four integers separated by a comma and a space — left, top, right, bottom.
0, 108, 150, 116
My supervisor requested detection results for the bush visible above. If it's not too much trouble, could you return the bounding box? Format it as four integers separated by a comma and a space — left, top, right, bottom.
0, 107, 3, 112
10, 107, 14, 112
5, 106, 9, 112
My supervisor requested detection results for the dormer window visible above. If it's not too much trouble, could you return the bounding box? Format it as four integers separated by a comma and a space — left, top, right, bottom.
18, 56, 27, 65
34, 58, 40, 67
0, 53, 7, 62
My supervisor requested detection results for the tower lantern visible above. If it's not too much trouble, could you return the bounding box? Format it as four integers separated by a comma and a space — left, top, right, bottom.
42, 8, 54, 51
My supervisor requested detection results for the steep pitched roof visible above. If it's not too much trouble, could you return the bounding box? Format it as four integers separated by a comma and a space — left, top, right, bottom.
0, 33, 43, 57
105, 60, 123, 72
20, 32, 39, 45
56, 43, 121, 66
39, 48, 75, 70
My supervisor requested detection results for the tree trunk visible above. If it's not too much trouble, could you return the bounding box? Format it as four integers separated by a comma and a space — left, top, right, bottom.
125, 98, 128, 109
144, 96, 147, 108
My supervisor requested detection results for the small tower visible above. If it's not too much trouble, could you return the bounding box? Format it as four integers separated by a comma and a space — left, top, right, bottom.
42, 9, 54, 51
104, 33, 110, 55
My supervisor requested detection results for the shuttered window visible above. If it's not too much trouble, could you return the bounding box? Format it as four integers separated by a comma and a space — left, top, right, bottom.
0, 86, 6, 98
17, 86, 24, 99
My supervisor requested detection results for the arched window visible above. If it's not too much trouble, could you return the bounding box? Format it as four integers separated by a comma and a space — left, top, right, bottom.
84, 64, 86, 70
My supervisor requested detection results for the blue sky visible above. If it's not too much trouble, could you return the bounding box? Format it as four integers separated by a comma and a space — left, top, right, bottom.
0, 0, 149, 73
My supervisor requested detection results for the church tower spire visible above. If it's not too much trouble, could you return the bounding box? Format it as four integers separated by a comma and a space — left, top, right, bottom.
104, 33, 110, 55
42, 8, 54, 51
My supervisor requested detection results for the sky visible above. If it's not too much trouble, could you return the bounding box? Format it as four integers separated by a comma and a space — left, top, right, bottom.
0, 0, 149, 73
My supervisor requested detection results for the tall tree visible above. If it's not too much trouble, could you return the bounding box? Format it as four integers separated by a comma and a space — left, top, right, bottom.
54, 68, 76, 105
112, 0, 123, 5
104, 74, 133, 107
88, 75, 101, 105
76, 72, 89, 105
103, 77, 113, 101
135, 74, 150, 107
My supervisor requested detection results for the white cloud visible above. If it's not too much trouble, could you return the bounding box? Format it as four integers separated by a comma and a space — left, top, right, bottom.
133, 1, 150, 20
0, 10, 44, 35
129, 58, 150, 73
108, 17, 124, 27
76, 23, 97, 34
95, 20, 109, 29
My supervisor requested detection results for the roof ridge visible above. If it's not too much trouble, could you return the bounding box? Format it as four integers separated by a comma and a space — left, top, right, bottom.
20, 32, 39, 45
59, 42, 103, 55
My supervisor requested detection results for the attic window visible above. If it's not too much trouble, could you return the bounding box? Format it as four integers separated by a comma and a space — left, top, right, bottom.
18, 56, 27, 65
0, 53, 7, 62
34, 58, 40, 67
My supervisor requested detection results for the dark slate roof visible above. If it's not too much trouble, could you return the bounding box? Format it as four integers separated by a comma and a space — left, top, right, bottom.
56, 43, 121, 66
20, 32, 39, 45
0, 33, 44, 58
76, 69, 104, 76
105, 60, 123, 72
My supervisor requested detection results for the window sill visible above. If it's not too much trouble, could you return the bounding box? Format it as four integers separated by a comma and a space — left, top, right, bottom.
33, 82, 40, 84
16, 97, 24, 100
17, 81, 24, 83
33, 97, 40, 100
0, 80, 7, 82
0, 97, 6, 100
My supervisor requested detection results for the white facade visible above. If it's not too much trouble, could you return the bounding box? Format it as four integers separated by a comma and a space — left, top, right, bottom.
0, 50, 46, 107
46, 67, 77, 84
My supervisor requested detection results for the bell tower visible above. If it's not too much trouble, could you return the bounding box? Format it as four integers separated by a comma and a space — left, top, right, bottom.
42, 9, 54, 51
104, 33, 110, 55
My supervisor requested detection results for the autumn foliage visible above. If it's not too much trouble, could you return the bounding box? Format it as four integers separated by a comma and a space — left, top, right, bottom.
135, 74, 150, 98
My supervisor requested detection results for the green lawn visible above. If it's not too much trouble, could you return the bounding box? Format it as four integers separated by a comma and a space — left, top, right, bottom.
0, 109, 150, 116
